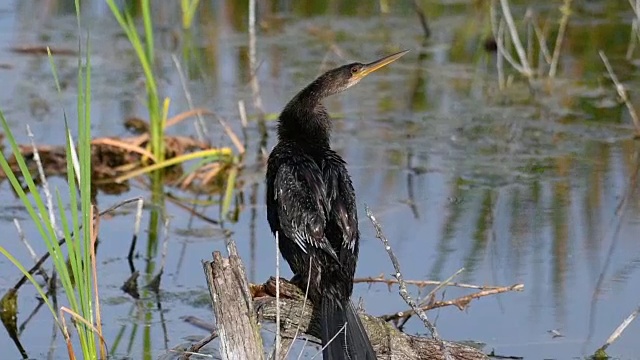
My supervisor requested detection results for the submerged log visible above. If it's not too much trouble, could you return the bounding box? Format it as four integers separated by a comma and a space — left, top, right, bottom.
253, 277, 488, 360
203, 241, 488, 360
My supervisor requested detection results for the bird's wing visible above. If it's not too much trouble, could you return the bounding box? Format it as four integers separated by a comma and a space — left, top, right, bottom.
273, 160, 339, 262
322, 155, 358, 256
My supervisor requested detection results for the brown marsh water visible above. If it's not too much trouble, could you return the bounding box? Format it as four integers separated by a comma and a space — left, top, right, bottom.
1, 0, 640, 359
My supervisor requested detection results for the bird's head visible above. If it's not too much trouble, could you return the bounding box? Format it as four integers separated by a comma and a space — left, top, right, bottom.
313, 49, 410, 98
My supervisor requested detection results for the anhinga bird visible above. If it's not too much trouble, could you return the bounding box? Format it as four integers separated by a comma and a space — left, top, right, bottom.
266, 50, 408, 359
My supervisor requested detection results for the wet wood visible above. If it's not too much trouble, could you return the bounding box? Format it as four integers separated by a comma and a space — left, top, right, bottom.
203, 242, 264, 360
203, 251, 488, 359
254, 277, 489, 360
10, 45, 76, 56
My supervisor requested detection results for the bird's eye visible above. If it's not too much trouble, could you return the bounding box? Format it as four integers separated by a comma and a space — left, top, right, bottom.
351, 66, 359, 74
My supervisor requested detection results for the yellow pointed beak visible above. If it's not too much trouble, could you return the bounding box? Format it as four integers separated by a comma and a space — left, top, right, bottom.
355, 49, 410, 80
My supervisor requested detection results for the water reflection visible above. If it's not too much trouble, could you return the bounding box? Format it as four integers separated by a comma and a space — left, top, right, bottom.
0, 0, 639, 359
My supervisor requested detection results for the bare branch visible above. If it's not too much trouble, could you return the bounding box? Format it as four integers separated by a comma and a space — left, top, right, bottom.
365, 206, 453, 360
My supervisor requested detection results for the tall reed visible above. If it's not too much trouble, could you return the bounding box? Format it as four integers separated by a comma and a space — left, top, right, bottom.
0, 1, 103, 358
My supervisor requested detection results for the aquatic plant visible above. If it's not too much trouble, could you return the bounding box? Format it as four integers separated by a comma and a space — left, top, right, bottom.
0, 1, 104, 358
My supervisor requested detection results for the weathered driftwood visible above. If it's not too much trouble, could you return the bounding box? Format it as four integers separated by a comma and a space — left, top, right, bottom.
203, 242, 264, 360
203, 245, 488, 360
252, 277, 488, 360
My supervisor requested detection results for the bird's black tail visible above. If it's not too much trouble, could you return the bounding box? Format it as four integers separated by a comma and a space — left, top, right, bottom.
320, 296, 376, 359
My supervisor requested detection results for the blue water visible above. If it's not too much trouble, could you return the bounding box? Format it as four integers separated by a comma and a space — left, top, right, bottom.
1, 1, 639, 359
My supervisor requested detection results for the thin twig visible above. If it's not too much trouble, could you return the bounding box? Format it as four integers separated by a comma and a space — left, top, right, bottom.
398, 268, 466, 330
599, 50, 640, 135
421, 267, 465, 306
128, 197, 145, 264
14, 219, 37, 263
499, 0, 533, 77
291, 259, 313, 360
90, 205, 107, 359
496, 19, 527, 75
626, 20, 637, 60
629, 0, 640, 56
549, 0, 572, 78
490, 2, 505, 90
380, 283, 525, 322
526, 12, 552, 64
26, 125, 59, 236
181, 330, 219, 359
596, 304, 640, 353
275, 231, 281, 360
214, 114, 245, 155
171, 54, 208, 141
14, 219, 50, 282
10, 197, 143, 291
159, 216, 171, 272
354, 275, 508, 290
365, 206, 453, 360
248, 0, 265, 118
310, 323, 348, 360
238, 100, 249, 146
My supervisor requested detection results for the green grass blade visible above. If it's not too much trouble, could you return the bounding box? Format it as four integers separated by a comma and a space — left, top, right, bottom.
141, 0, 154, 65
0, 246, 60, 325
221, 163, 238, 219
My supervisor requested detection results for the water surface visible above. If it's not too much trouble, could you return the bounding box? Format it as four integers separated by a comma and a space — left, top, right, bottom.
1, 1, 639, 359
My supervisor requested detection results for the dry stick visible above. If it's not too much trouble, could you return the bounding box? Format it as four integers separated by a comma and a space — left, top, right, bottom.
165, 193, 220, 225
275, 231, 281, 360
91, 138, 156, 161
213, 114, 245, 155
629, 0, 640, 50
254, 277, 490, 359
59, 306, 109, 358
159, 217, 171, 272
496, 19, 526, 75
397, 268, 465, 330
380, 283, 524, 322
527, 13, 552, 64
489, 2, 506, 90
14, 219, 51, 283
266, 264, 315, 360
128, 198, 145, 262
181, 330, 219, 359
597, 304, 640, 353
248, 0, 265, 117
14, 219, 37, 264
237, 100, 249, 146
310, 323, 348, 360
599, 51, 640, 135
549, 0, 572, 78
292, 262, 313, 360
10, 197, 143, 291
364, 206, 453, 360
421, 268, 465, 305
354, 275, 509, 290
89, 205, 107, 360
171, 54, 208, 141
499, 0, 532, 77
525, 8, 534, 67
626, 20, 637, 60
26, 125, 59, 236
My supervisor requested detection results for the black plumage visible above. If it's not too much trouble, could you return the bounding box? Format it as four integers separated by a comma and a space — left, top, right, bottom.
266, 50, 408, 360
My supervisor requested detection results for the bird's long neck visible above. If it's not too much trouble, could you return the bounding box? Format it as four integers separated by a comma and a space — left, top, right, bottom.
277, 77, 335, 149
